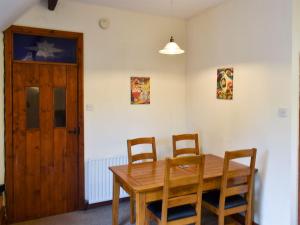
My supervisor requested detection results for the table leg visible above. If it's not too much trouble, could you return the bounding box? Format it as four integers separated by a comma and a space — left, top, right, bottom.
112, 175, 120, 225
135, 192, 146, 225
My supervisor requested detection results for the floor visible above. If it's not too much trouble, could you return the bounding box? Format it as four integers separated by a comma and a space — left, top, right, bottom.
13, 201, 241, 225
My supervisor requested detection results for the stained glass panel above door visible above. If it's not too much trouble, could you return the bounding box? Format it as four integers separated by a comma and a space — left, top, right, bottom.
13, 33, 77, 63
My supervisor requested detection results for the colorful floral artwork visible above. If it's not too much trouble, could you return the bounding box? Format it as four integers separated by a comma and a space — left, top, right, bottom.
131, 77, 150, 104
216, 68, 234, 100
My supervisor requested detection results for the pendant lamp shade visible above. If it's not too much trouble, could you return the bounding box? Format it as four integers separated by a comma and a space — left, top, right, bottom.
159, 36, 185, 55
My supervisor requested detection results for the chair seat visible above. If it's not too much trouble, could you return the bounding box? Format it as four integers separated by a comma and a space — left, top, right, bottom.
203, 190, 247, 209
147, 200, 196, 222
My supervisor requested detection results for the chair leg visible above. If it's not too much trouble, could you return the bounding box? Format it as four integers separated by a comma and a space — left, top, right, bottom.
218, 214, 224, 225
145, 209, 150, 225
130, 196, 135, 224
245, 208, 252, 225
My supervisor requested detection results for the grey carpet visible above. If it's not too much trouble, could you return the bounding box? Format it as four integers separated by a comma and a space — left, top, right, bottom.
13, 201, 239, 225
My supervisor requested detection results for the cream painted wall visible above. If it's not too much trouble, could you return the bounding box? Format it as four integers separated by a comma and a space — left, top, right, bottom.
0, 0, 187, 182
291, 0, 300, 223
186, 0, 294, 224
0, 0, 298, 223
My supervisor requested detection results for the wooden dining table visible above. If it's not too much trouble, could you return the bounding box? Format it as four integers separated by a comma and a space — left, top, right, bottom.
109, 154, 251, 225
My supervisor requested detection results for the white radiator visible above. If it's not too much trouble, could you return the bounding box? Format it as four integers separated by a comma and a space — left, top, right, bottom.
85, 156, 129, 204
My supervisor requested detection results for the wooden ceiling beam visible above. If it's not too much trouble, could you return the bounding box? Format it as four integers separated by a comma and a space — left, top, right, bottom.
48, 0, 58, 11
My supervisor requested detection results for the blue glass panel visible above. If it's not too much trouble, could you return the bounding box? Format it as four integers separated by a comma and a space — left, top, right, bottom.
13, 34, 77, 63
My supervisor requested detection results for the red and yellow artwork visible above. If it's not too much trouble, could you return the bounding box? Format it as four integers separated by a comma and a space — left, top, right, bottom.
131, 77, 150, 104
216, 68, 234, 100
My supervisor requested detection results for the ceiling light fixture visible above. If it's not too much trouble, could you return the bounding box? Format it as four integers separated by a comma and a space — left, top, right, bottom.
159, 36, 184, 55
159, 0, 185, 55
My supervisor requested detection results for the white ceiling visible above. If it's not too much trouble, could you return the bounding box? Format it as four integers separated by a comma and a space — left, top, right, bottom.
0, 0, 39, 31
0, 0, 225, 31
74, 0, 225, 19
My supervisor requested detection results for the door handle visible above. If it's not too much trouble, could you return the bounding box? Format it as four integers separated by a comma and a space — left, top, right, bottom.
68, 127, 80, 135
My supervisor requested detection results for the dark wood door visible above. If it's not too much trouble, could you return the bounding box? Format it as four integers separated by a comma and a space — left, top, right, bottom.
12, 62, 79, 221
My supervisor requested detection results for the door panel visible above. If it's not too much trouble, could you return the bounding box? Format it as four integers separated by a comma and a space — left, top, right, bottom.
25, 130, 41, 218
65, 66, 79, 211
12, 62, 79, 221
13, 63, 31, 221
39, 64, 54, 217
53, 128, 67, 214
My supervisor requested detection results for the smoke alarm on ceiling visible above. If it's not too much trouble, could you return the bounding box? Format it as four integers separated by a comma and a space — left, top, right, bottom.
99, 18, 110, 30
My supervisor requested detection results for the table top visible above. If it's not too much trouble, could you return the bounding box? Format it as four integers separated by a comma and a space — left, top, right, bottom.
110, 154, 250, 192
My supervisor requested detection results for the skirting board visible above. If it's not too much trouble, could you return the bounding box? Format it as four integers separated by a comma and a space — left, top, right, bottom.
87, 198, 259, 225
85, 197, 130, 210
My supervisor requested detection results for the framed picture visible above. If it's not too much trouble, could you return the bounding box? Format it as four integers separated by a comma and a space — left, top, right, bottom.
216, 68, 234, 100
131, 77, 150, 104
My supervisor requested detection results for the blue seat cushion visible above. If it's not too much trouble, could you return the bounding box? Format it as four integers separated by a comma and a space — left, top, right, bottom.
203, 190, 247, 209
0, 185, 4, 194
147, 200, 196, 222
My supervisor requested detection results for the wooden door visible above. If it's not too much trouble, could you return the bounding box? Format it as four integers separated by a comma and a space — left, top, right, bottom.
11, 62, 79, 221
4, 26, 84, 223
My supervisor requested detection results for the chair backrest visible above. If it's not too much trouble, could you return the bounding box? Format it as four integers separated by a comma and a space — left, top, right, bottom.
127, 137, 157, 164
172, 133, 200, 157
161, 155, 205, 224
219, 148, 257, 210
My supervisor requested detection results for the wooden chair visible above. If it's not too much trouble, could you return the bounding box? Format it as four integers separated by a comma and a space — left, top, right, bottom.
202, 148, 257, 225
127, 137, 157, 164
172, 133, 200, 157
127, 137, 157, 224
146, 155, 205, 225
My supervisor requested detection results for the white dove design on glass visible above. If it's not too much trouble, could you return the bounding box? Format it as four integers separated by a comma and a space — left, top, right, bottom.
25, 40, 63, 59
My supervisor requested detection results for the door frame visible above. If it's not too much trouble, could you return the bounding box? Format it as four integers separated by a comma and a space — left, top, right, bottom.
4, 25, 85, 221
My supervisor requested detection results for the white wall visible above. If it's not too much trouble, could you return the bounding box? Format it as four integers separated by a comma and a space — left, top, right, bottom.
186, 0, 294, 224
0, 0, 298, 223
291, 0, 300, 223
0, 0, 187, 182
